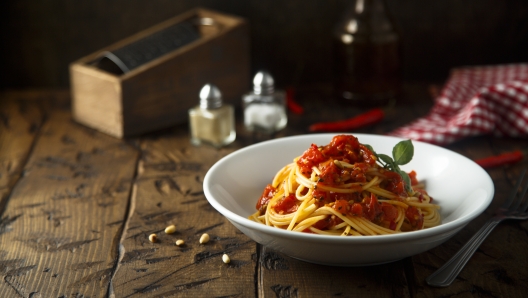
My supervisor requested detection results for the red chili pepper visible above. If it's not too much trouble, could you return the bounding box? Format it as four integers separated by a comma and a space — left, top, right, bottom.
286, 87, 304, 114
475, 150, 524, 169
309, 108, 385, 132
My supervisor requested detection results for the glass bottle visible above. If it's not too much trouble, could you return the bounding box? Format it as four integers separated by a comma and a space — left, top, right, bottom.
188, 84, 236, 148
333, 0, 402, 106
242, 71, 287, 133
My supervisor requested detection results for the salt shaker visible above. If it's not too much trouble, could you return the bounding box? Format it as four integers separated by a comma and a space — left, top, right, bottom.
242, 71, 287, 133
188, 84, 236, 148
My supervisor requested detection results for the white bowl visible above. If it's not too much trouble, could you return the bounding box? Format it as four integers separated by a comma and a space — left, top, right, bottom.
203, 134, 494, 266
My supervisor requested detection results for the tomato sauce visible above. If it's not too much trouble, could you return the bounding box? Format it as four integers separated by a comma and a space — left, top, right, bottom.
405, 206, 424, 230
256, 184, 276, 213
273, 194, 298, 214
381, 170, 407, 197
313, 189, 361, 207
313, 215, 344, 230
408, 170, 419, 185
297, 144, 326, 175
297, 135, 375, 186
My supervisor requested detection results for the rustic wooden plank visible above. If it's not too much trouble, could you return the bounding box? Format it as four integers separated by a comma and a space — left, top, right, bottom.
0, 102, 138, 297
409, 136, 528, 297
0, 94, 44, 214
111, 129, 257, 297
258, 246, 411, 297
0, 90, 70, 212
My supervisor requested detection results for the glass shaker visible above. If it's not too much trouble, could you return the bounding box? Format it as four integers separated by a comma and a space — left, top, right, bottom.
333, 0, 402, 106
188, 84, 236, 148
242, 71, 287, 133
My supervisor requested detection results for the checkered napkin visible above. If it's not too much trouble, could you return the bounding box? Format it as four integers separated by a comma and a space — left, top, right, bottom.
389, 64, 528, 145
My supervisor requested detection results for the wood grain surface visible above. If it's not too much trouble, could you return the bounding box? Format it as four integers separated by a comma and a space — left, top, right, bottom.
110, 133, 256, 297
1, 87, 527, 297
0, 91, 139, 297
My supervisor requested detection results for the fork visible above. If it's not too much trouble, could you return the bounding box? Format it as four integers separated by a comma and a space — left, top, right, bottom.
426, 168, 528, 287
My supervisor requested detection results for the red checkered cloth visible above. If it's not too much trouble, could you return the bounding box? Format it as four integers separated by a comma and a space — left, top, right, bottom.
389, 64, 528, 145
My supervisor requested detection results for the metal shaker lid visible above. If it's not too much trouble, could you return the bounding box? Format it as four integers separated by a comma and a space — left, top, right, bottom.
199, 84, 223, 109
253, 71, 275, 95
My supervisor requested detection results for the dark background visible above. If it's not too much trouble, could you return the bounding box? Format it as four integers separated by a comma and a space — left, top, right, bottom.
1, 0, 527, 89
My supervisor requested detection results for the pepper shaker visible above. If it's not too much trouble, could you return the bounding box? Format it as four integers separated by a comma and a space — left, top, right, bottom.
188, 84, 236, 148
242, 71, 287, 133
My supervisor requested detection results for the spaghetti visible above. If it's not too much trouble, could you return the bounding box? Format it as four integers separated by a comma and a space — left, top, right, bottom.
249, 135, 441, 236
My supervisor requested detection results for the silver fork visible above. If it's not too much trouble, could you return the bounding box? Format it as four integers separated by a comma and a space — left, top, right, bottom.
426, 168, 528, 287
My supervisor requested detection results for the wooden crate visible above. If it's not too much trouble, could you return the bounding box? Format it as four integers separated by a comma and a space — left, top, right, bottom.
70, 8, 250, 138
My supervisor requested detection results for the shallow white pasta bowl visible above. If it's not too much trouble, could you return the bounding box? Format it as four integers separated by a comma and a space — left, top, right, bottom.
203, 134, 494, 266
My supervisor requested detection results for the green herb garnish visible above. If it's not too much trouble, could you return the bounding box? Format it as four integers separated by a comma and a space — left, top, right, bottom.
364, 140, 414, 193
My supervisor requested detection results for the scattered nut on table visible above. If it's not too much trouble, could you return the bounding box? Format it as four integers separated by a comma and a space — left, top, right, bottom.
175, 239, 185, 246
148, 233, 157, 243
222, 254, 231, 264
165, 225, 176, 234
199, 233, 210, 244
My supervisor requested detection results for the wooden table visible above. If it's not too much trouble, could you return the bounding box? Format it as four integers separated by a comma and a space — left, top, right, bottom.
1, 85, 527, 298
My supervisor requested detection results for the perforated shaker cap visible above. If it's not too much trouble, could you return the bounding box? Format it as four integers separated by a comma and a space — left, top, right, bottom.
253, 71, 275, 95
199, 84, 223, 109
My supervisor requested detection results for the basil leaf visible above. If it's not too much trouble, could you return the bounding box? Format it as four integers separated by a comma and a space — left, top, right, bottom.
377, 154, 393, 167
398, 170, 412, 193
392, 140, 414, 166
367, 140, 415, 194
363, 144, 377, 157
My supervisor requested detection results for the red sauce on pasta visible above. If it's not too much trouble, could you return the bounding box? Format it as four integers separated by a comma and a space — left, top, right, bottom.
250, 134, 439, 235
294, 135, 407, 229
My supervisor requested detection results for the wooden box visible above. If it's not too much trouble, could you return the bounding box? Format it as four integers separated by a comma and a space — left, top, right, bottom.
70, 8, 250, 138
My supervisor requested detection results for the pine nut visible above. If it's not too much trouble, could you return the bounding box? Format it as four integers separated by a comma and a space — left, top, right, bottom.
175, 239, 185, 246
199, 233, 210, 244
222, 254, 230, 264
165, 225, 176, 234
149, 233, 157, 243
